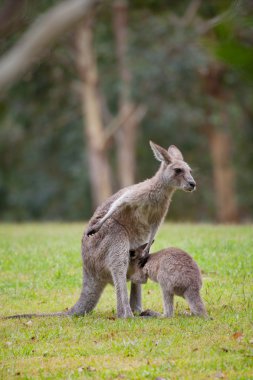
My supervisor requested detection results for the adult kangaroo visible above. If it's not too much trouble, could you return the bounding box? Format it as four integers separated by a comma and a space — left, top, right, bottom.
4, 142, 196, 319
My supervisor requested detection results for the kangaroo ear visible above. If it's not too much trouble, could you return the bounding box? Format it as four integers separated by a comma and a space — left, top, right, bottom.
150, 141, 172, 164
168, 145, 184, 161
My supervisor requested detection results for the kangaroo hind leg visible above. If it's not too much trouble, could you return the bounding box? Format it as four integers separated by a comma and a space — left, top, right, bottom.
111, 266, 133, 318
109, 244, 133, 318
68, 272, 105, 316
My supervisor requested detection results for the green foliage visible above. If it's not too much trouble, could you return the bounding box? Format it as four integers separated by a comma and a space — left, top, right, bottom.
0, 43, 92, 220
0, 1, 253, 221
0, 223, 252, 379
212, 2, 253, 81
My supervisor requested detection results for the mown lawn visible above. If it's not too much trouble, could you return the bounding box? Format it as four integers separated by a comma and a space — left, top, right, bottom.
0, 223, 252, 380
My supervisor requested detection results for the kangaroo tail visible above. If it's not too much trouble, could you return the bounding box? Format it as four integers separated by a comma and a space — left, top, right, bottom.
2, 311, 72, 319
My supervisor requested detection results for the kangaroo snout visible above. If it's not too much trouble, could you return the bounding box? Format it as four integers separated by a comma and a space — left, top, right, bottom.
188, 181, 196, 190
184, 180, 196, 192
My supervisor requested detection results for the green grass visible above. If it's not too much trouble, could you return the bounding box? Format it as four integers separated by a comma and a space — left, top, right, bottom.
0, 223, 252, 380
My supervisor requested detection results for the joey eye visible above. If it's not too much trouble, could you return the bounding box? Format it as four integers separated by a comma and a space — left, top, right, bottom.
174, 168, 183, 175
130, 250, 136, 258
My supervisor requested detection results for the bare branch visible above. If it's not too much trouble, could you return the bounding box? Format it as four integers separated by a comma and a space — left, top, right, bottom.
197, 11, 230, 35
197, 1, 239, 35
182, 0, 202, 26
169, 0, 202, 27
0, 0, 99, 92
170, 0, 236, 37
103, 104, 146, 149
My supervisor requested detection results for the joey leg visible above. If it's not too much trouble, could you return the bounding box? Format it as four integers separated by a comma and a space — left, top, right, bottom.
184, 288, 207, 317
162, 289, 174, 317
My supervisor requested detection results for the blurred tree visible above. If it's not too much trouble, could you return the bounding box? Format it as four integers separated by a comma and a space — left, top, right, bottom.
113, 0, 145, 187
129, 0, 251, 222
0, 0, 252, 222
0, 0, 99, 91
75, 1, 145, 207
201, 64, 239, 222
0, 0, 26, 37
76, 15, 113, 207
200, 0, 253, 221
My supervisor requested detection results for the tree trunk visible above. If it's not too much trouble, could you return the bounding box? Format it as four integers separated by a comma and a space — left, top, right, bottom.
0, 0, 25, 37
113, 0, 138, 187
202, 64, 239, 222
76, 17, 112, 208
206, 125, 239, 222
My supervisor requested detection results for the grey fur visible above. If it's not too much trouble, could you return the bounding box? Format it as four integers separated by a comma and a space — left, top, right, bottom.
128, 245, 207, 318
3, 141, 196, 319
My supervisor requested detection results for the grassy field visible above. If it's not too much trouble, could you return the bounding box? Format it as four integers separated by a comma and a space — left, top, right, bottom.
0, 223, 252, 380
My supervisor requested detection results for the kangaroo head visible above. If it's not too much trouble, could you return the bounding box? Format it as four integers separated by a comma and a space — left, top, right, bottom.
150, 141, 196, 192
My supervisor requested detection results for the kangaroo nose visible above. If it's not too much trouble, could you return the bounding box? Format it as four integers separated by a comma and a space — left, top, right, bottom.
189, 181, 196, 189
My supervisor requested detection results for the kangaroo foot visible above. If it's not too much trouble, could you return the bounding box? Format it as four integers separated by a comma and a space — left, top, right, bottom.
117, 308, 134, 318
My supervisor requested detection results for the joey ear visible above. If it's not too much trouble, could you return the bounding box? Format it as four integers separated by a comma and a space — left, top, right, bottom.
150, 141, 172, 164
139, 240, 154, 253
168, 145, 184, 161
135, 242, 148, 253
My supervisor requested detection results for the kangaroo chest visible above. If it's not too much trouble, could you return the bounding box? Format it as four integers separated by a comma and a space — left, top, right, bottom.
114, 195, 170, 248
117, 196, 168, 225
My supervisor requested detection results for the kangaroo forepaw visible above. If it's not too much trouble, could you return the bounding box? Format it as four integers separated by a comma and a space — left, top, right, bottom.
86, 224, 100, 236
87, 228, 97, 236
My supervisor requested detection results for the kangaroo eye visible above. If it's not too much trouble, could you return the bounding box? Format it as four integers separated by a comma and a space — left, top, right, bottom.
175, 168, 183, 174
